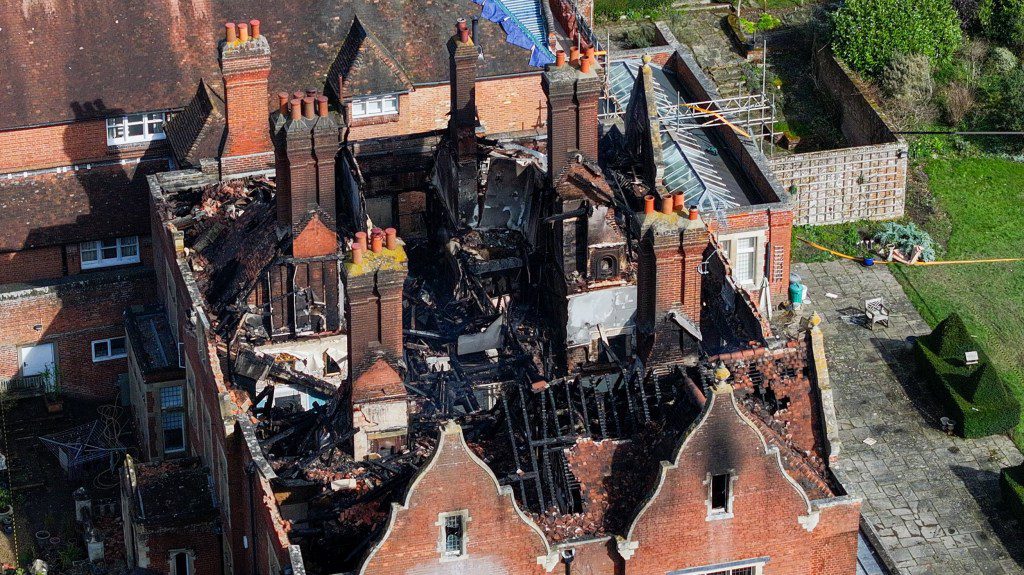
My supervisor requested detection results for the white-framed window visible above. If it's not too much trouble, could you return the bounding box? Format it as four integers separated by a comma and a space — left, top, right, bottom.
80, 236, 140, 269
717, 231, 765, 288
106, 112, 167, 145
706, 471, 735, 521
350, 94, 399, 119
437, 510, 469, 560
668, 559, 766, 575
169, 550, 193, 575
161, 385, 186, 454
92, 336, 127, 362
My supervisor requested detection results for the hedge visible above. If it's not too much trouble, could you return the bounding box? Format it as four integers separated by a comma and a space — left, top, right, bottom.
914, 313, 1021, 438
1001, 464, 1024, 522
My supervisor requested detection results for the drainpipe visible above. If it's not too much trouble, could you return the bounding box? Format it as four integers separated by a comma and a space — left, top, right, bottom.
246, 461, 259, 575
561, 548, 575, 575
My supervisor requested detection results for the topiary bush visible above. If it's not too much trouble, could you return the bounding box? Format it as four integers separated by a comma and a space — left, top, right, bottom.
914, 313, 1021, 438
831, 0, 963, 77
1002, 464, 1024, 522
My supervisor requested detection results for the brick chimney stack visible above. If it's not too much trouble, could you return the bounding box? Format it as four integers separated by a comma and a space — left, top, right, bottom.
273, 91, 341, 258
543, 53, 578, 185
679, 206, 709, 323
344, 229, 409, 381
448, 18, 478, 162
220, 20, 275, 178
543, 47, 602, 185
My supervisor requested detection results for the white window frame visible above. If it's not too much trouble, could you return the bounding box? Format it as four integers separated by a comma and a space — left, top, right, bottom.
436, 510, 470, 561
168, 549, 194, 575
716, 231, 766, 288
350, 94, 400, 119
668, 558, 767, 575
80, 236, 140, 269
161, 384, 186, 454
705, 470, 736, 521
92, 336, 127, 362
106, 112, 167, 146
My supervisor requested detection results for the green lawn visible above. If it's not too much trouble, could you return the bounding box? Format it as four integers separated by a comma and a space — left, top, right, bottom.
894, 157, 1024, 448
791, 157, 1024, 449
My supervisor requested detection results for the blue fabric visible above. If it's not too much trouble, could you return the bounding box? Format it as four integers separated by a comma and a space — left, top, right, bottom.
529, 46, 555, 67
480, 0, 508, 22
502, 19, 535, 50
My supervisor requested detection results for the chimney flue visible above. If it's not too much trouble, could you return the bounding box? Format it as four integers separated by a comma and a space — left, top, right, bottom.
555, 50, 566, 67
661, 197, 673, 215
673, 193, 685, 210
301, 96, 315, 119
250, 19, 261, 39
289, 98, 301, 120
225, 22, 237, 43
278, 92, 289, 115
370, 228, 384, 253
580, 56, 592, 74
471, 16, 478, 42
316, 95, 329, 116
351, 244, 364, 265
457, 18, 470, 43
385, 228, 398, 250
569, 46, 580, 65
237, 22, 249, 43
688, 206, 700, 221
355, 231, 368, 251
644, 195, 656, 214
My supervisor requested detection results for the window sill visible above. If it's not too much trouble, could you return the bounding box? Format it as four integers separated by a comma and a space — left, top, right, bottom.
92, 354, 127, 363
81, 260, 142, 272
349, 113, 400, 128
706, 511, 734, 522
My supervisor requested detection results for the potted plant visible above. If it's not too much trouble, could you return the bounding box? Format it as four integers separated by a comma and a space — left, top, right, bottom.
41, 366, 62, 414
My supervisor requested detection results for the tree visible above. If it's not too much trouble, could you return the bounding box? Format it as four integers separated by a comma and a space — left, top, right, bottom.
832, 0, 963, 77
979, 0, 1024, 46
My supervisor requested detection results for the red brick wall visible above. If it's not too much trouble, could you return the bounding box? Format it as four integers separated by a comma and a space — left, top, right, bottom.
136, 523, 221, 575
360, 422, 551, 575
347, 75, 545, 141
624, 387, 859, 575
0, 246, 64, 283
0, 120, 168, 174
0, 272, 154, 398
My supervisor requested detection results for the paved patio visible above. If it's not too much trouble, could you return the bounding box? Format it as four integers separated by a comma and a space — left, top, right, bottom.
792, 261, 1024, 575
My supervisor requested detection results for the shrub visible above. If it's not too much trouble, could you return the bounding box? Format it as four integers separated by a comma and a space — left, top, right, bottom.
595, 0, 672, 19
621, 23, 657, 49
874, 222, 937, 261
979, 0, 1024, 46
831, 0, 963, 77
975, 67, 1024, 132
914, 313, 1021, 438
881, 54, 935, 102
987, 46, 1019, 74
953, 0, 981, 28
941, 82, 976, 126
1002, 464, 1024, 522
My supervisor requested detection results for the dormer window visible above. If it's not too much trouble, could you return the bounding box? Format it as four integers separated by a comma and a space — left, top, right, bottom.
350, 94, 399, 119
106, 112, 167, 145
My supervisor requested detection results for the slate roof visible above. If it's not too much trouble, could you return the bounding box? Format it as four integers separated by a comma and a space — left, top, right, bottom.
0, 158, 167, 252
0, 0, 537, 131
165, 79, 226, 168
124, 304, 183, 377
327, 16, 415, 100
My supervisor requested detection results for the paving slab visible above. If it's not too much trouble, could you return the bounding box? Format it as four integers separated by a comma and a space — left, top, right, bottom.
793, 261, 1024, 575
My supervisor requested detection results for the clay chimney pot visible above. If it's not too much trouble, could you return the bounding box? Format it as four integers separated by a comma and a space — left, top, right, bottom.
370, 234, 383, 254
355, 231, 368, 251
581, 57, 592, 74
316, 95, 329, 117
569, 46, 580, 65
555, 50, 566, 67
237, 22, 249, 43
661, 197, 673, 215
351, 245, 364, 265
644, 195, 655, 215
688, 206, 700, 221
289, 98, 302, 121
225, 22, 237, 43
385, 228, 398, 250
302, 96, 315, 119
249, 19, 260, 39
278, 92, 289, 115
673, 193, 685, 210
